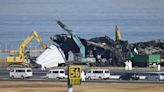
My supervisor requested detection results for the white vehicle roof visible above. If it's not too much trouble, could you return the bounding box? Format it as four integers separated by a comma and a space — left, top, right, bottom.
12, 68, 32, 70
147, 71, 164, 74
89, 69, 109, 71
49, 69, 65, 71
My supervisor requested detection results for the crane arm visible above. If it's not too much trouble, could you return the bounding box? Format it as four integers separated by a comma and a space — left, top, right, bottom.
18, 31, 47, 58
71, 32, 85, 58
18, 32, 35, 58
115, 25, 121, 41
57, 20, 85, 58
33, 31, 47, 49
7, 31, 47, 63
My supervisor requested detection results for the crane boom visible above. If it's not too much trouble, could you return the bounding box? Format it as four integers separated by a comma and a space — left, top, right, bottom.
57, 20, 96, 64
18, 31, 46, 59
115, 25, 121, 41
0, 49, 44, 53
57, 20, 85, 58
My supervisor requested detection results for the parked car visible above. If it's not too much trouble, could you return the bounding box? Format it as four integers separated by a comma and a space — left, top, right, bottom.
146, 72, 164, 81
86, 69, 110, 80
109, 72, 120, 79
9, 68, 32, 79
119, 73, 139, 80
46, 69, 66, 79
138, 73, 148, 80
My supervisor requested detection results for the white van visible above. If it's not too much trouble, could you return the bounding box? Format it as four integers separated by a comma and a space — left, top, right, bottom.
146, 72, 164, 81
9, 68, 33, 79
86, 69, 110, 80
46, 69, 66, 79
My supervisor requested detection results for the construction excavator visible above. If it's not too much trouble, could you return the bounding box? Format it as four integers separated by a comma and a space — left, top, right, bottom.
57, 20, 96, 65
6, 31, 47, 66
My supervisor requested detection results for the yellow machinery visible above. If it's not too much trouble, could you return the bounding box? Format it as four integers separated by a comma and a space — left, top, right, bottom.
0, 49, 44, 53
7, 31, 47, 63
115, 25, 121, 41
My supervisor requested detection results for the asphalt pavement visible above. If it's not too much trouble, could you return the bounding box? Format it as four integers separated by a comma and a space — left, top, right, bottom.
0, 68, 164, 84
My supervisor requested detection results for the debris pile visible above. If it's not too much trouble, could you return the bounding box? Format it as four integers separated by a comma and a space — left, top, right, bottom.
129, 39, 164, 59
51, 34, 164, 66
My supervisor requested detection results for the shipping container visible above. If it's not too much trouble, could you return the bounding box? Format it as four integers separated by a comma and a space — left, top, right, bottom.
133, 54, 160, 67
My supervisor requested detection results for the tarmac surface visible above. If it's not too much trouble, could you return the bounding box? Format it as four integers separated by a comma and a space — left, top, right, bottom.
0, 67, 164, 83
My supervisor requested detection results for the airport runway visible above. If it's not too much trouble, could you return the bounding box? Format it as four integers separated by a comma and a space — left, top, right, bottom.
0, 68, 164, 84
0, 68, 47, 79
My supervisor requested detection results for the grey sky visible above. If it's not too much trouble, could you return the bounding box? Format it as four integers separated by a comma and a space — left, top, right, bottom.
0, 0, 163, 16
0, 0, 164, 43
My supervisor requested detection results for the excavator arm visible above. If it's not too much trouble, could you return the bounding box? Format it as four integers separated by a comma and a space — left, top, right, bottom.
57, 20, 85, 58
57, 20, 96, 64
7, 31, 47, 63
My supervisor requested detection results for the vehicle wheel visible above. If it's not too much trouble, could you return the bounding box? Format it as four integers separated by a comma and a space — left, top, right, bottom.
156, 78, 160, 81
46, 77, 49, 79
11, 75, 14, 79
26, 77, 30, 79
119, 78, 122, 80
88, 77, 91, 80
136, 77, 139, 80
99, 77, 102, 80
104, 78, 108, 80
21, 75, 25, 79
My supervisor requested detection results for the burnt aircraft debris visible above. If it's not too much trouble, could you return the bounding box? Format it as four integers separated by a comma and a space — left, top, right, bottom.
51, 34, 164, 66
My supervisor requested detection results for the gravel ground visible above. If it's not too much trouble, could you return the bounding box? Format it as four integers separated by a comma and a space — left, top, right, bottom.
0, 81, 164, 92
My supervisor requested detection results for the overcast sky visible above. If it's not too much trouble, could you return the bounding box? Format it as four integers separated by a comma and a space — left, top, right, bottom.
0, 0, 164, 43
0, 0, 163, 17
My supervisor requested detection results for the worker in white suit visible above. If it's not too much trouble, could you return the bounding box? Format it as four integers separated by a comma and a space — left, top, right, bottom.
81, 70, 86, 81
125, 61, 129, 70
128, 60, 132, 70
41, 64, 46, 70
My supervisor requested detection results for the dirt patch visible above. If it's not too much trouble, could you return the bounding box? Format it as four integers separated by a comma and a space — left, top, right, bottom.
0, 84, 65, 88
0, 81, 164, 92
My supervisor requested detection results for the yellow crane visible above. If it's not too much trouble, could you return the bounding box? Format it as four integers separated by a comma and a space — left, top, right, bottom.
115, 25, 122, 41
7, 31, 47, 64
0, 49, 44, 53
